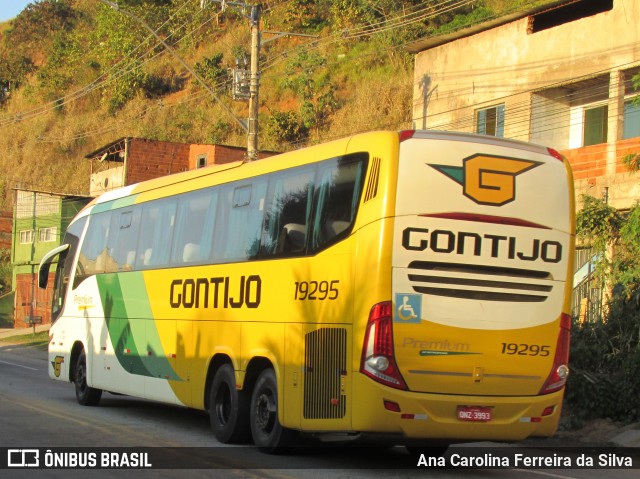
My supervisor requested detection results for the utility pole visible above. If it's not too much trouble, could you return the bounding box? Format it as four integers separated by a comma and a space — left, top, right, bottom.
105, 1, 314, 162
247, 5, 260, 161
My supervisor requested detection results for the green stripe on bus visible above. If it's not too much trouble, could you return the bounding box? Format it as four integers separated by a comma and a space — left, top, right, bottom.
97, 273, 182, 381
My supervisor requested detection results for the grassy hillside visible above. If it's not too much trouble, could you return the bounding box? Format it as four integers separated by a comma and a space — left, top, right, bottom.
0, 0, 553, 210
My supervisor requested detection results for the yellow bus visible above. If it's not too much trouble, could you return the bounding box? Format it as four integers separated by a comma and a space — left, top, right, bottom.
39, 130, 574, 452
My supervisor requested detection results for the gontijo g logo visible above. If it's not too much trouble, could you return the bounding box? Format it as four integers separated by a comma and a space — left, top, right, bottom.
430, 154, 541, 206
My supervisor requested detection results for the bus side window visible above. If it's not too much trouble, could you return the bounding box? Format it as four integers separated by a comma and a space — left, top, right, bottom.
137, 198, 177, 269
261, 167, 314, 257
311, 154, 367, 252
171, 189, 218, 265
53, 216, 87, 318
216, 180, 268, 262
107, 209, 141, 272
76, 211, 112, 283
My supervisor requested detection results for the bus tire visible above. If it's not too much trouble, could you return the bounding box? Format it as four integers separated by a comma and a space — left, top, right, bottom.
249, 368, 295, 453
74, 350, 102, 406
209, 364, 250, 444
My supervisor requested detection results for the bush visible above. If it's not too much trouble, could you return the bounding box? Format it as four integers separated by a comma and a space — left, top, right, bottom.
566, 196, 640, 424
265, 110, 308, 146
566, 296, 640, 423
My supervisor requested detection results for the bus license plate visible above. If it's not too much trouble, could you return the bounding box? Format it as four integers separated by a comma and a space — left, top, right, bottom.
457, 406, 492, 422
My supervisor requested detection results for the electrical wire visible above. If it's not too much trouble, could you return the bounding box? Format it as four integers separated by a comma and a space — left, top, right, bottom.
5, 0, 633, 168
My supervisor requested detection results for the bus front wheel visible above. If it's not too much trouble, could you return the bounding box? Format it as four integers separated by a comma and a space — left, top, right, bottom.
249, 368, 295, 453
74, 350, 102, 406
209, 364, 250, 444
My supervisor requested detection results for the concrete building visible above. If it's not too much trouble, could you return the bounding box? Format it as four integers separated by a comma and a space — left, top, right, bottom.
408, 0, 639, 209
408, 0, 639, 320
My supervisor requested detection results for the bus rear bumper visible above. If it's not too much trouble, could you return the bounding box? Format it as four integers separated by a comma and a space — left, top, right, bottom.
351, 374, 564, 442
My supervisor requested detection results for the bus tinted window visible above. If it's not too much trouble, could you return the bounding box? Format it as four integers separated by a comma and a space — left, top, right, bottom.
77, 211, 112, 279
216, 179, 268, 262
137, 198, 176, 269
311, 154, 367, 252
54, 216, 87, 316
261, 167, 314, 257
74, 153, 368, 275
172, 189, 218, 265
107, 208, 141, 272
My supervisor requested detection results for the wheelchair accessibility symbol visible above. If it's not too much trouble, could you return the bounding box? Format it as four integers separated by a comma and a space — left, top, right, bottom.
394, 293, 422, 323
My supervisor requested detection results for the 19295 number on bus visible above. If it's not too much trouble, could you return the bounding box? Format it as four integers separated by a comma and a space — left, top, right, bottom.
294, 280, 339, 301
501, 343, 550, 356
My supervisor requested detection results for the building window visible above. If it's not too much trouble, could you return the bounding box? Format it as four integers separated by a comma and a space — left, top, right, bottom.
19, 230, 34, 244
39, 227, 58, 242
623, 100, 640, 140
583, 104, 608, 146
197, 154, 208, 169
476, 104, 505, 137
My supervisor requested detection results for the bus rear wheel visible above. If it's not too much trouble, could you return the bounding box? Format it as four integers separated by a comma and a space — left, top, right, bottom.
209, 364, 250, 444
74, 350, 102, 406
249, 368, 295, 453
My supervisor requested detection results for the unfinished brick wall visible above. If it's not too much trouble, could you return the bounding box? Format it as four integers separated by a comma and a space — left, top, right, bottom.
126, 139, 191, 185
560, 144, 607, 183
189, 144, 278, 169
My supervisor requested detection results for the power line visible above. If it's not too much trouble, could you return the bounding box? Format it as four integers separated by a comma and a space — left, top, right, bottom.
5, 0, 594, 156
1, 0, 478, 129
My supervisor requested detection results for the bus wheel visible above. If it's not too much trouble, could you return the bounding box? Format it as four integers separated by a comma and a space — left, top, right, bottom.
74, 350, 102, 406
209, 364, 250, 444
249, 368, 295, 453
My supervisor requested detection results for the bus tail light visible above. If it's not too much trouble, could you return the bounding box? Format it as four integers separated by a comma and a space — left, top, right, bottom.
399, 130, 415, 142
539, 313, 571, 394
360, 302, 408, 390
547, 147, 565, 162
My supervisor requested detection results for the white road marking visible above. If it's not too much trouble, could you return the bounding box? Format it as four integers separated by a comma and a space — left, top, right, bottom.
0, 359, 38, 371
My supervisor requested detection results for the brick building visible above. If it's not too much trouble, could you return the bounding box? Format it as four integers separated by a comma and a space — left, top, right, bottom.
86, 137, 276, 196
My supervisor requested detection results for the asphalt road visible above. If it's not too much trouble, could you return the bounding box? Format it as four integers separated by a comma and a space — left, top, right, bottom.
0, 341, 637, 479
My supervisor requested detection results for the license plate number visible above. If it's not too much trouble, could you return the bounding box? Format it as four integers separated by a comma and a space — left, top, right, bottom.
457, 406, 492, 422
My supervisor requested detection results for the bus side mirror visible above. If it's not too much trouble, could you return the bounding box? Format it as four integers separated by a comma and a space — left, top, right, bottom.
38, 244, 70, 289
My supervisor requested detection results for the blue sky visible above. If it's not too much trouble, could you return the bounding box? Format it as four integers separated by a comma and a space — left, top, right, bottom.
0, 0, 33, 23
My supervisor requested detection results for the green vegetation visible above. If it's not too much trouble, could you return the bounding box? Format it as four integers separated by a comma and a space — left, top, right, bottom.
567, 197, 640, 424
0, 291, 14, 328
0, 330, 49, 350
0, 0, 555, 210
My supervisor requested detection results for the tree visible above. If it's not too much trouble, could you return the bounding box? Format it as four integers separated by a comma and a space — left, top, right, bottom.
0, 50, 34, 102
6, 0, 77, 49
194, 53, 229, 90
